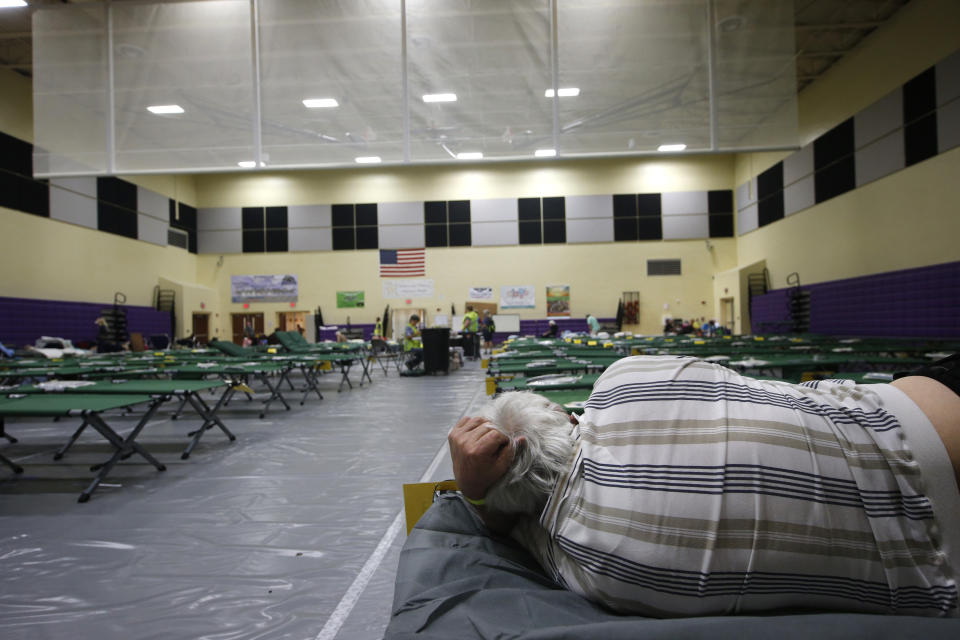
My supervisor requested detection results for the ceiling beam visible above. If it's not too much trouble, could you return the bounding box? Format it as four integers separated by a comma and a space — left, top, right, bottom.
795, 21, 883, 31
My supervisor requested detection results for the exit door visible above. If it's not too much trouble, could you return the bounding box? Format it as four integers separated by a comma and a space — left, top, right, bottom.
231, 313, 264, 345
191, 313, 210, 345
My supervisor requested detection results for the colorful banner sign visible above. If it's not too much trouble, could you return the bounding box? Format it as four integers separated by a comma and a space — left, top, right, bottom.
381, 278, 435, 299
546, 284, 571, 316
336, 291, 366, 308
231, 274, 298, 303
468, 287, 494, 300
501, 285, 536, 309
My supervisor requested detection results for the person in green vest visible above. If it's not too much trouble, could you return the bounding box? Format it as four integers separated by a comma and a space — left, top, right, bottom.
404, 314, 423, 370
373, 316, 384, 340
462, 305, 480, 360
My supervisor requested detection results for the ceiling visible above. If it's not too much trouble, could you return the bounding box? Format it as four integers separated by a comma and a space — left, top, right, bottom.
0, 0, 912, 92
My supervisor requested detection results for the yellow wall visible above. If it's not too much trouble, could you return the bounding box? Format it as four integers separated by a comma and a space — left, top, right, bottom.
195, 154, 734, 206
731, 0, 960, 291
197, 238, 738, 338
1, 206, 197, 308
0, 68, 32, 143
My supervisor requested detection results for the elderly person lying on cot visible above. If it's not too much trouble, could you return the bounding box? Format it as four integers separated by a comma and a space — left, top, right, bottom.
448, 354, 960, 618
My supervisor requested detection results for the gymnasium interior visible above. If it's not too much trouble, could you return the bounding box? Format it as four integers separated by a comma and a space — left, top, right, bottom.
0, 0, 959, 638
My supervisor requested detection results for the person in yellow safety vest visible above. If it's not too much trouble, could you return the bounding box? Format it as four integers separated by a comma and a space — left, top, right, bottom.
462, 306, 480, 360
373, 316, 384, 340
404, 314, 423, 370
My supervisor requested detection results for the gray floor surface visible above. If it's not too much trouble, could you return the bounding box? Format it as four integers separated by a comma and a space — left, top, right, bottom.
0, 358, 485, 640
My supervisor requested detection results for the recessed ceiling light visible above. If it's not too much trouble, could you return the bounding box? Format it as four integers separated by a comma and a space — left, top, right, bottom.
302, 98, 339, 108
422, 93, 457, 103
535, 149, 557, 157
657, 143, 687, 152
456, 152, 483, 160
238, 161, 265, 168
0, 1, 28, 8
147, 104, 184, 115
544, 87, 580, 98
355, 156, 382, 164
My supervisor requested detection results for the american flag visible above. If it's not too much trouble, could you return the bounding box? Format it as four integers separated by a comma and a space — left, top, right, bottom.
379, 248, 425, 277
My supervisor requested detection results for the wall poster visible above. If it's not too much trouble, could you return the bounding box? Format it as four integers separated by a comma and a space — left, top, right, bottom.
468, 287, 494, 300
336, 291, 366, 308
381, 278, 435, 299
546, 284, 570, 316
231, 274, 298, 303
501, 285, 536, 309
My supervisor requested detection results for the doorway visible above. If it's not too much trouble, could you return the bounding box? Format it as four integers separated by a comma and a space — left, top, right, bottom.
720, 297, 735, 333
391, 308, 426, 342
191, 313, 210, 345
277, 311, 307, 335
231, 312, 264, 345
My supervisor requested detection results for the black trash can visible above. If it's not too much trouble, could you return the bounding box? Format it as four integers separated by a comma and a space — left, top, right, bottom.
421, 328, 450, 374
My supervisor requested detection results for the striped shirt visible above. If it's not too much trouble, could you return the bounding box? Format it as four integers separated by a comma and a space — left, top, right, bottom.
515, 356, 959, 617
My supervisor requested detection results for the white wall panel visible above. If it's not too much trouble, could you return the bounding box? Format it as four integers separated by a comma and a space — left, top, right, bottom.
937, 48, 960, 107
137, 186, 169, 221
738, 202, 758, 235
197, 207, 241, 231
938, 98, 960, 153
470, 221, 519, 246
197, 229, 242, 254
855, 89, 903, 150
736, 178, 757, 209
288, 204, 331, 228
782, 143, 814, 185
378, 201, 424, 225
662, 191, 707, 216
662, 214, 708, 239
289, 227, 332, 252
137, 213, 168, 246
49, 177, 97, 229
565, 195, 612, 219
378, 224, 424, 249
784, 175, 815, 216
566, 218, 614, 243
856, 131, 906, 187
470, 198, 518, 222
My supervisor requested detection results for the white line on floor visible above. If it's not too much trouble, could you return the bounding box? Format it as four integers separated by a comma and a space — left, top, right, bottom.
314, 384, 485, 640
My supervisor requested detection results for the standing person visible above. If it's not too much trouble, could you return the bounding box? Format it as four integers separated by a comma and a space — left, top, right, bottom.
373, 316, 384, 340
403, 314, 423, 370
480, 310, 496, 356
462, 305, 479, 360
586, 313, 600, 336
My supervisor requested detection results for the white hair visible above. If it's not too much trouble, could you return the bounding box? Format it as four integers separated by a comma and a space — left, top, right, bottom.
478, 392, 577, 515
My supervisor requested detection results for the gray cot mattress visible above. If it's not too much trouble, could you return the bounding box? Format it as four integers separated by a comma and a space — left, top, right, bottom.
386, 494, 960, 639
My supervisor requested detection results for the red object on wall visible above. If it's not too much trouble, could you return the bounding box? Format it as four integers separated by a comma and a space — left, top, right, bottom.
290, 302, 296, 308
243, 303, 249, 309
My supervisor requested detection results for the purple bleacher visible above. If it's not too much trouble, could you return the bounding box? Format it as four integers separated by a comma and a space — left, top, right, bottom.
0, 296, 172, 348
750, 260, 960, 338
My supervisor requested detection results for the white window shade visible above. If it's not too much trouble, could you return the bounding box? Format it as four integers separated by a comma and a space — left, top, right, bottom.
405, 0, 554, 162
258, 0, 404, 167
32, 0, 797, 177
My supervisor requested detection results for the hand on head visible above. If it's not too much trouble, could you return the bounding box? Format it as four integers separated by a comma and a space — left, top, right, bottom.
448, 416, 524, 502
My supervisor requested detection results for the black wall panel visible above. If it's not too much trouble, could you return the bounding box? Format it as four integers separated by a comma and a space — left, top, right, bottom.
97, 177, 137, 239
242, 206, 264, 230
448, 200, 470, 223
356, 226, 379, 250
355, 203, 377, 226
265, 229, 287, 252
814, 155, 856, 203
542, 196, 565, 220
707, 190, 733, 214
903, 66, 936, 124
709, 214, 734, 238
424, 201, 448, 247
332, 226, 355, 250
265, 206, 287, 229
243, 229, 265, 252
613, 194, 638, 242
637, 216, 662, 241
905, 113, 938, 166
331, 204, 354, 227
814, 118, 854, 170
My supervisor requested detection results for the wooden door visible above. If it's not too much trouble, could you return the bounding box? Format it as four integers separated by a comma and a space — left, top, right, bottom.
231, 313, 264, 344
192, 313, 210, 345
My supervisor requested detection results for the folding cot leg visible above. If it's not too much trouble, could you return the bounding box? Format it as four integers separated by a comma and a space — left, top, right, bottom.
0, 452, 23, 474
79, 401, 167, 503
298, 365, 323, 405
0, 417, 17, 444
170, 393, 190, 420
258, 373, 290, 419
359, 355, 373, 386
53, 417, 92, 460
181, 389, 236, 460
337, 361, 354, 392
